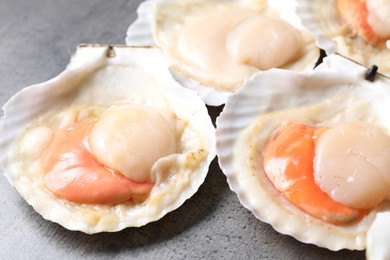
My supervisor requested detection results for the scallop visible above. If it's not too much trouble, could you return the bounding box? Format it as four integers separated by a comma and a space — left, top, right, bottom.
0, 45, 216, 234
296, 0, 390, 77
216, 54, 390, 253
126, 0, 320, 106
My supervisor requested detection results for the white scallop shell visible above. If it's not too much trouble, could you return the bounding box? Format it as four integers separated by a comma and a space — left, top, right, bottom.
0, 45, 216, 234
366, 203, 390, 259
216, 54, 390, 251
296, 0, 390, 76
126, 0, 320, 106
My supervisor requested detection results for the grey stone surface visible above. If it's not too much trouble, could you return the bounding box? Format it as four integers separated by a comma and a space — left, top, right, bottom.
0, 0, 365, 259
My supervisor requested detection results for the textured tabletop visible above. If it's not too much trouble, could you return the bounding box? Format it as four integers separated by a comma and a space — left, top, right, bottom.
0, 0, 365, 259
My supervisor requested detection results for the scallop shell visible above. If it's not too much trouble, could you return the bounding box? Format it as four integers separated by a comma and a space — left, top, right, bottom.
0, 45, 216, 234
366, 204, 390, 259
296, 0, 390, 76
216, 54, 390, 251
126, 0, 320, 106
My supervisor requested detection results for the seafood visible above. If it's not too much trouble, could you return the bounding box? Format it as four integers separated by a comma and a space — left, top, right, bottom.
296, 0, 390, 77
216, 54, 390, 252
126, 0, 320, 105
0, 45, 216, 233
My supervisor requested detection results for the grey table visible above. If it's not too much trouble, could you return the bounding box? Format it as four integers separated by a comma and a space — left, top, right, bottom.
0, 0, 365, 259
